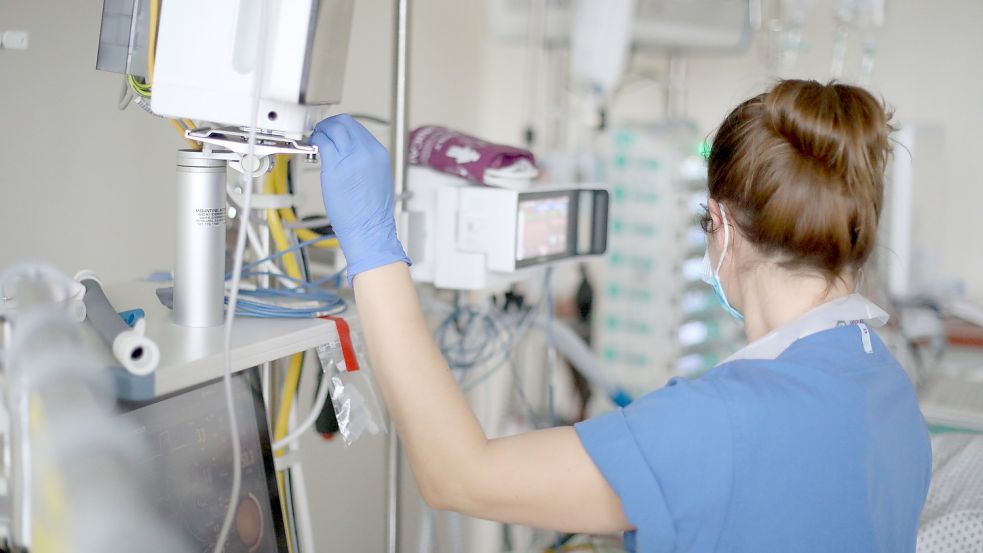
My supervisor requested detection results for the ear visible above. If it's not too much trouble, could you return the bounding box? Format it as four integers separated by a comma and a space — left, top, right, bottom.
706, 198, 724, 245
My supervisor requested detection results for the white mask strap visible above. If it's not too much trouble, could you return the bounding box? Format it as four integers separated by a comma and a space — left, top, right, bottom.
715, 204, 730, 276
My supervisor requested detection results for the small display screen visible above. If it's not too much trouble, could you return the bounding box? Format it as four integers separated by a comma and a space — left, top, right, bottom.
516, 195, 571, 262
118, 371, 288, 553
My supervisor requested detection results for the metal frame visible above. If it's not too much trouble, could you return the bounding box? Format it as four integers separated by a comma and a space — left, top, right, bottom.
388, 0, 411, 551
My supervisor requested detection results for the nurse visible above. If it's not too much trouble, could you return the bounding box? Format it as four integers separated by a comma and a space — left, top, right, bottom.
310, 79, 931, 552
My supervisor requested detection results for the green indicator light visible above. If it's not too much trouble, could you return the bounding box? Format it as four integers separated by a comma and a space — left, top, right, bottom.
698, 140, 712, 160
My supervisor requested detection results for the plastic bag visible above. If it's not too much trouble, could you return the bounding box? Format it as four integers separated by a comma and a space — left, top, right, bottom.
315, 335, 386, 446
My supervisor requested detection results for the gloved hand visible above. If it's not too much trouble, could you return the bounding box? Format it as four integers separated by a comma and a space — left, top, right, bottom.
311, 114, 410, 285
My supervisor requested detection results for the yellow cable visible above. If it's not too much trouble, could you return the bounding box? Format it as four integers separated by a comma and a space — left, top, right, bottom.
273, 354, 305, 451
147, 0, 159, 84
271, 155, 340, 248
265, 156, 309, 553
169, 119, 200, 149
265, 172, 304, 279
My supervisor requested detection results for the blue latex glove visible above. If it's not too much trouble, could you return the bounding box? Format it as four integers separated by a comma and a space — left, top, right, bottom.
311, 114, 410, 285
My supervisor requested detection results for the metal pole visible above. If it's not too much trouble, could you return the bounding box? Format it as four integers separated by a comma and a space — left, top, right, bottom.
388, 0, 410, 551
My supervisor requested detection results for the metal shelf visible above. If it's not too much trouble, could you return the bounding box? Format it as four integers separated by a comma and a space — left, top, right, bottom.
81, 280, 350, 399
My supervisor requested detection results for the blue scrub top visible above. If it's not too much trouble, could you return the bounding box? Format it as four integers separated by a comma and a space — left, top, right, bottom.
576, 324, 931, 552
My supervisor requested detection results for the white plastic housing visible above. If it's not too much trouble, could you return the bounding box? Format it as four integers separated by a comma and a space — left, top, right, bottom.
405, 167, 608, 291
151, 0, 354, 135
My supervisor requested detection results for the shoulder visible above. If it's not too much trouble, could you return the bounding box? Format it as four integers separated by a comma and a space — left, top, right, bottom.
575, 376, 739, 550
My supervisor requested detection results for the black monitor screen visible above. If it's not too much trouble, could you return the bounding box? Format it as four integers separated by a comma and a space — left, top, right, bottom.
118, 370, 288, 553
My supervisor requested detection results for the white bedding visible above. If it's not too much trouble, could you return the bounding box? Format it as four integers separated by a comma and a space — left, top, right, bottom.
917, 433, 983, 553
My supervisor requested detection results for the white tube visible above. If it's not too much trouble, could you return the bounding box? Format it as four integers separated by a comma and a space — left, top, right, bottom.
531, 315, 620, 398
271, 369, 331, 451
286, 401, 317, 553
111, 324, 160, 376
77, 274, 160, 376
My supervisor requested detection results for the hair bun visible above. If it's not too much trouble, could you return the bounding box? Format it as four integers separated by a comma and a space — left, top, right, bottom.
707, 80, 894, 279
764, 80, 888, 180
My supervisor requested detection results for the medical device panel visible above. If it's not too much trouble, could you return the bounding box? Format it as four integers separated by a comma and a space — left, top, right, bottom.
118, 369, 289, 553
406, 167, 608, 290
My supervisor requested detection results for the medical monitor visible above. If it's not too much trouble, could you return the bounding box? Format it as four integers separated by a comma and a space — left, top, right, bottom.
118, 370, 288, 553
516, 194, 571, 263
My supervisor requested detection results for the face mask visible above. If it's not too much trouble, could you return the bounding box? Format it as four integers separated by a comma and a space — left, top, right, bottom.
700, 204, 745, 322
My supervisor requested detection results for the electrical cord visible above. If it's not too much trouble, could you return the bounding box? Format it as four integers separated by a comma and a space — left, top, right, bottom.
237, 235, 341, 276
118, 75, 133, 110
430, 283, 549, 427
271, 360, 332, 452
271, 156, 340, 248
349, 113, 391, 126
213, 4, 269, 551
282, 217, 332, 230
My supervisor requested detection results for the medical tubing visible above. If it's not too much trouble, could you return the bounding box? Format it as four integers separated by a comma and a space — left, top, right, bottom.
272, 361, 332, 452
78, 276, 159, 376
237, 234, 337, 275
530, 315, 628, 405
265, 155, 317, 553
214, 3, 270, 549
287, 448, 317, 553
244, 218, 295, 288
270, 156, 340, 248
283, 217, 331, 230
545, 269, 557, 428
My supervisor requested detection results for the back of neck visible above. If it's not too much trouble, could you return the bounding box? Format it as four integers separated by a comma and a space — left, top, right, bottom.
738, 266, 854, 342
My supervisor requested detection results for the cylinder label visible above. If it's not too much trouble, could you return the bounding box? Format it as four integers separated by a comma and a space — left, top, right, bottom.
194, 208, 226, 228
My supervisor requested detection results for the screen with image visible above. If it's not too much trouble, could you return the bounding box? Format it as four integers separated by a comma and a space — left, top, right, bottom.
516, 195, 570, 262
118, 371, 288, 553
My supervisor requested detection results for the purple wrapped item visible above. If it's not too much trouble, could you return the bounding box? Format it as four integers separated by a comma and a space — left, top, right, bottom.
408, 126, 538, 187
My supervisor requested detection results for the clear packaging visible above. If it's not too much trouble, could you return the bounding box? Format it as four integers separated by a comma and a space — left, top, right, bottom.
315, 335, 386, 446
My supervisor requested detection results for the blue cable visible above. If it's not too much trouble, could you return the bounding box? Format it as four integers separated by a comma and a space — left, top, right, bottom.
216, 233, 347, 319
233, 234, 340, 277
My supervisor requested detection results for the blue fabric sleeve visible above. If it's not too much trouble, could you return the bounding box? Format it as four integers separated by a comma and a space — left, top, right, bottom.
575, 406, 677, 551
575, 377, 734, 552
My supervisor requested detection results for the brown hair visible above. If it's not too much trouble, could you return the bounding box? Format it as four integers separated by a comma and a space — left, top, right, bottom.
705, 79, 894, 280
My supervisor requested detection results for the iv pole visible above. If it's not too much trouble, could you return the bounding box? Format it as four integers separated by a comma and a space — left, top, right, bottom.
388, 0, 410, 551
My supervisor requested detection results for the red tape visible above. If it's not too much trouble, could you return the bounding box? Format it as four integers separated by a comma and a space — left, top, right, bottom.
319, 316, 360, 373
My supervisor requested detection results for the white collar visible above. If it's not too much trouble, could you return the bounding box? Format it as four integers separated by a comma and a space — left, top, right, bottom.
722, 294, 889, 364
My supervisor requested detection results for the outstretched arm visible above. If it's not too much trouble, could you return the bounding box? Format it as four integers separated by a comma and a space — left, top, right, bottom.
355, 262, 628, 532
312, 115, 630, 533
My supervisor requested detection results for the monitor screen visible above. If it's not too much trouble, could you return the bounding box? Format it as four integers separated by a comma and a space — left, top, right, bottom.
516, 195, 571, 262
118, 371, 288, 553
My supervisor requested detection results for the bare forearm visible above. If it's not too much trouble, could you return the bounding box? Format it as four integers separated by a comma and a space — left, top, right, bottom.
353, 263, 488, 501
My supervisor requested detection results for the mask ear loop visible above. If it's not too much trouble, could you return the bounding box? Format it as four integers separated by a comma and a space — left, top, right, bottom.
715, 204, 731, 277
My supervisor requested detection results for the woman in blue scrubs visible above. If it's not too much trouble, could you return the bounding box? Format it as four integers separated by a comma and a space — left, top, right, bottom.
311, 79, 931, 552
